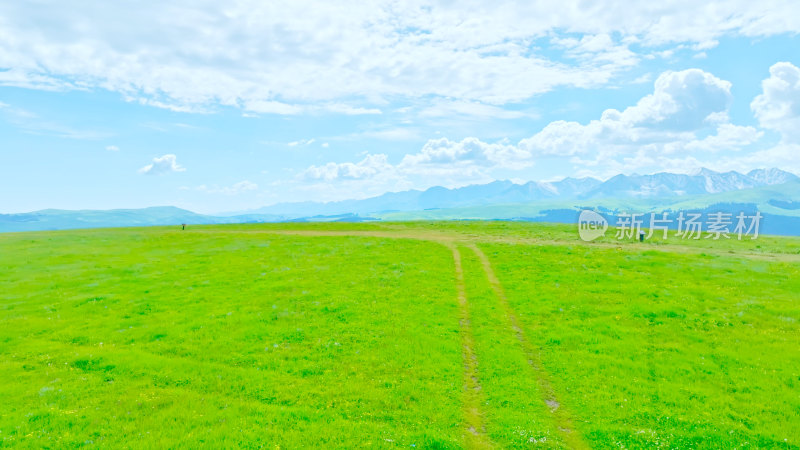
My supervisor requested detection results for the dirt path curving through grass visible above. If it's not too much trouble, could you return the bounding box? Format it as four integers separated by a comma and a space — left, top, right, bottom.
215, 228, 590, 446
448, 244, 494, 449
465, 243, 589, 450
248, 229, 494, 447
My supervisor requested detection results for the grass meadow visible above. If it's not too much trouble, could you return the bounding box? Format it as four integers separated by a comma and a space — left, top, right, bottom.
1, 222, 798, 448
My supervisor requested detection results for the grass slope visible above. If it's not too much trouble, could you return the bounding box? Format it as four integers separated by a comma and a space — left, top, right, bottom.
1, 222, 798, 448
0, 229, 463, 447
483, 242, 800, 447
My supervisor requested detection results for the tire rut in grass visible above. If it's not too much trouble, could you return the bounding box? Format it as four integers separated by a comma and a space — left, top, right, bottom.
198, 229, 800, 263
466, 243, 588, 450
450, 245, 494, 449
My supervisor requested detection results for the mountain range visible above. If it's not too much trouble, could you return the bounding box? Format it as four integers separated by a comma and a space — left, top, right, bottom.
3, 168, 800, 235
222, 168, 798, 217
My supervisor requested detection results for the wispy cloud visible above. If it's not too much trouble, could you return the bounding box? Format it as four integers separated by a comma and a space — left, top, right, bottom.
2, 2, 797, 115
288, 139, 316, 147
343, 127, 421, 142
0, 101, 109, 140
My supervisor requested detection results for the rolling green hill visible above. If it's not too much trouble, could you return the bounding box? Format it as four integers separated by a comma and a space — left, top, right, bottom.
0, 207, 220, 233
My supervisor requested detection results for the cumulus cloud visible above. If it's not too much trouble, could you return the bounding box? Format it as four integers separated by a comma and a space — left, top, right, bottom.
683, 124, 763, 152
519, 68, 736, 157
400, 137, 531, 173
302, 134, 535, 184
1, 1, 797, 113
299, 66, 771, 187
625, 69, 732, 130
751, 62, 800, 142
715, 61, 800, 174
138, 154, 185, 175
303, 154, 392, 181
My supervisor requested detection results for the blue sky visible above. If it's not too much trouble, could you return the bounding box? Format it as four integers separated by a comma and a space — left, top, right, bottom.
1, 1, 799, 214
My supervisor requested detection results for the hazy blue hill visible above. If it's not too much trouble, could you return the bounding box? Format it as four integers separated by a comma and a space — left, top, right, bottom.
224, 190, 426, 217
0, 206, 219, 233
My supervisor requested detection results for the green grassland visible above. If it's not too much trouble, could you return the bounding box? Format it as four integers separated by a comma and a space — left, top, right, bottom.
1, 222, 799, 448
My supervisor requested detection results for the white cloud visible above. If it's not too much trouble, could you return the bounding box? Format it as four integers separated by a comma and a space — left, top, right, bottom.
302, 154, 393, 181
715, 61, 800, 174
297, 66, 773, 190
300, 135, 531, 188
359, 128, 420, 141
105, 145, 119, 151
418, 99, 534, 120
693, 40, 719, 51
400, 137, 531, 173
683, 124, 763, 152
138, 154, 186, 175
552, 33, 639, 68
324, 104, 382, 116
751, 61, 800, 142
338, 127, 421, 142
244, 100, 304, 115
243, 101, 381, 116
0, 68, 79, 91
518, 68, 734, 157
288, 138, 315, 147
620, 69, 732, 130
1, 1, 797, 113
